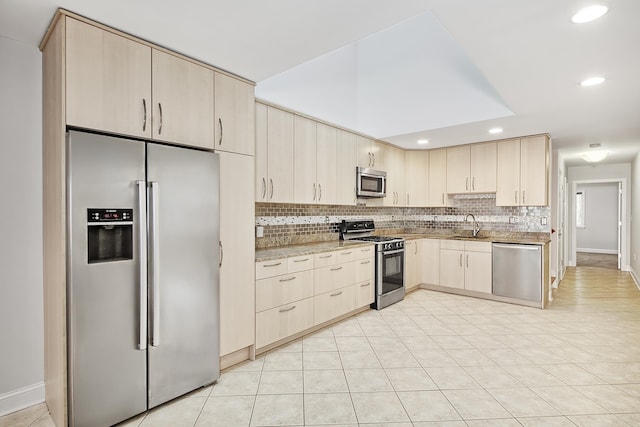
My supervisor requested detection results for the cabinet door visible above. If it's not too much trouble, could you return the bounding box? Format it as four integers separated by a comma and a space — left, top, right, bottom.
214, 73, 255, 155
405, 241, 421, 291
470, 142, 497, 193
267, 107, 294, 202
152, 50, 214, 148
336, 130, 358, 205
370, 140, 385, 170
428, 149, 448, 206
405, 151, 429, 207
255, 103, 269, 201
520, 136, 549, 206
446, 145, 470, 194
293, 116, 317, 204
439, 249, 464, 289
421, 239, 440, 285
464, 251, 492, 293
357, 136, 373, 168
316, 123, 337, 204
66, 18, 151, 138
219, 152, 255, 356
384, 146, 404, 207
496, 139, 521, 206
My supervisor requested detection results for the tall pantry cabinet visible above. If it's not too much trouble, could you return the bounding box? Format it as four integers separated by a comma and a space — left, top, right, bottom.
41, 10, 256, 426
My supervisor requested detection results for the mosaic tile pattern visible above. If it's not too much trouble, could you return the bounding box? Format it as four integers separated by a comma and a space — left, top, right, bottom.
256, 194, 551, 248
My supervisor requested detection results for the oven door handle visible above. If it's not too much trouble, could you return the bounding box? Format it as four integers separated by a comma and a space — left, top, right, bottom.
381, 248, 405, 256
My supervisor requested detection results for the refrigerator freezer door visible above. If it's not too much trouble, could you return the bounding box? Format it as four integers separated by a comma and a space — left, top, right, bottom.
492, 243, 542, 302
67, 131, 147, 427
146, 143, 220, 408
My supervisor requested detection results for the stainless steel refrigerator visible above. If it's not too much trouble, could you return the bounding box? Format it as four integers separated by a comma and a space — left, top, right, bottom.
67, 130, 220, 427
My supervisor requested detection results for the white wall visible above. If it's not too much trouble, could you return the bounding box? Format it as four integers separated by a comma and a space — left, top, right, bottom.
576, 182, 619, 253
631, 153, 640, 285
0, 36, 44, 414
567, 163, 631, 269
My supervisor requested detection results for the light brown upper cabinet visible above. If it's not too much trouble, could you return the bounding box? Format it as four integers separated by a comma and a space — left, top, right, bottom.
496, 135, 549, 206
255, 104, 294, 203
383, 145, 405, 206
357, 136, 384, 170
405, 151, 429, 207
214, 72, 255, 155
315, 123, 337, 205
151, 50, 214, 149
66, 18, 216, 149
66, 17, 152, 139
428, 148, 448, 207
446, 142, 496, 194
335, 130, 358, 205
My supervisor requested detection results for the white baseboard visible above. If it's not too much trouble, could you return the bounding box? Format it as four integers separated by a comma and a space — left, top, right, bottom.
568, 259, 576, 267
576, 248, 618, 255
0, 382, 45, 417
631, 267, 640, 290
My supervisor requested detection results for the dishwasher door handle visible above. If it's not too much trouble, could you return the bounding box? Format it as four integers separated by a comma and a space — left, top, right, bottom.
493, 244, 540, 251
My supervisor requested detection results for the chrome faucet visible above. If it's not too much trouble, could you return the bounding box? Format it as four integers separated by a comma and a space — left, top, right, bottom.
465, 213, 481, 237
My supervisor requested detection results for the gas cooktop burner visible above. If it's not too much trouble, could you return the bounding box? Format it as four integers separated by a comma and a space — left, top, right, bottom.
351, 235, 401, 243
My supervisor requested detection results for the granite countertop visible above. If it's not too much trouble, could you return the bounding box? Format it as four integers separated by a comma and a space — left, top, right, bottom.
255, 231, 550, 262
255, 240, 375, 262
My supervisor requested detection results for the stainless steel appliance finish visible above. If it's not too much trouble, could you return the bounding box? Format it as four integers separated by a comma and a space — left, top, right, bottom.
340, 220, 405, 309
492, 243, 542, 302
356, 167, 386, 198
67, 131, 220, 427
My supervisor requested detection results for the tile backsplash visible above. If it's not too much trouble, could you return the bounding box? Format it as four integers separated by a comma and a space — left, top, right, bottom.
256, 194, 551, 248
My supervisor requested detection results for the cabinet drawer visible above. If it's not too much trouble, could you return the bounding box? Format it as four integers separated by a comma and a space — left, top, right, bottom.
355, 281, 374, 308
256, 269, 314, 312
314, 285, 356, 325
256, 297, 314, 348
256, 259, 288, 280
288, 255, 314, 273
336, 249, 356, 263
314, 251, 337, 268
355, 258, 374, 282
464, 241, 492, 253
355, 245, 375, 260
314, 262, 355, 294
441, 240, 465, 250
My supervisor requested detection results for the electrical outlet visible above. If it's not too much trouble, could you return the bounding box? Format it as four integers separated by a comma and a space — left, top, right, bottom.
540, 217, 548, 226
256, 226, 264, 238
509, 216, 520, 224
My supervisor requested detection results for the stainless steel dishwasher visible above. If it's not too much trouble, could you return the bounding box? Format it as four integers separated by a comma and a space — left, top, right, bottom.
492, 243, 542, 302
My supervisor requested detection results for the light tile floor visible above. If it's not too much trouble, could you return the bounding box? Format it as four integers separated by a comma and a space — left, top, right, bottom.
2, 266, 639, 427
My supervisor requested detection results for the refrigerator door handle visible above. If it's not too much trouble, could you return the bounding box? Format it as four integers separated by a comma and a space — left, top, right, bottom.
136, 180, 148, 351
149, 181, 160, 347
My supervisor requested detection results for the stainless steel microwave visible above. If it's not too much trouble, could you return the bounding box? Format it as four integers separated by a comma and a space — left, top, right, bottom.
356, 167, 386, 198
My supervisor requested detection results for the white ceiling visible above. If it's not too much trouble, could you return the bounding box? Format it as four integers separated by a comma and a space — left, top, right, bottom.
1, 0, 639, 166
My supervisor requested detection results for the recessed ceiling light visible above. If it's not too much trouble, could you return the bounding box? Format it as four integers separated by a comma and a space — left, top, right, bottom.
589, 143, 601, 148
581, 76, 605, 86
489, 128, 503, 134
581, 150, 608, 163
572, 4, 609, 24
417, 139, 429, 145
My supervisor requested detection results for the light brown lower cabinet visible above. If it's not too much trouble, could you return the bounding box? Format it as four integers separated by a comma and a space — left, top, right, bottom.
255, 245, 374, 351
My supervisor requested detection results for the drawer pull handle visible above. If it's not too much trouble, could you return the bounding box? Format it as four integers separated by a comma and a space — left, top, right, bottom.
341, 251, 352, 255
360, 282, 371, 287
279, 305, 296, 313
360, 261, 371, 265
264, 262, 282, 267
361, 248, 371, 252
330, 267, 343, 271
330, 291, 343, 297
279, 276, 296, 282
319, 255, 333, 259
293, 258, 310, 263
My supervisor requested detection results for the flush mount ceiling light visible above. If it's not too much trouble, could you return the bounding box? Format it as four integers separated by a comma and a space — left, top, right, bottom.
589, 143, 601, 148
581, 150, 608, 162
581, 76, 606, 86
489, 128, 503, 134
572, 4, 609, 23
417, 139, 429, 145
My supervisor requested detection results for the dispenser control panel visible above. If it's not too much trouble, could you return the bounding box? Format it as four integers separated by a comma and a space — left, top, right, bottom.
87, 208, 133, 223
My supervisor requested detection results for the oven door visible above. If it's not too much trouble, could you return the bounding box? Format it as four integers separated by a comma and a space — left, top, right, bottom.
379, 248, 404, 296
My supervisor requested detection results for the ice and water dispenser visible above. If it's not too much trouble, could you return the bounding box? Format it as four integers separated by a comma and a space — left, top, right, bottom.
87, 208, 134, 263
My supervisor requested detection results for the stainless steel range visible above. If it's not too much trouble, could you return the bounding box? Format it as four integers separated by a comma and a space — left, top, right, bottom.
340, 220, 405, 309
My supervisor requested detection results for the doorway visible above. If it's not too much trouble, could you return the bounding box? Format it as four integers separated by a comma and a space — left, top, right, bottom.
571, 179, 625, 270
